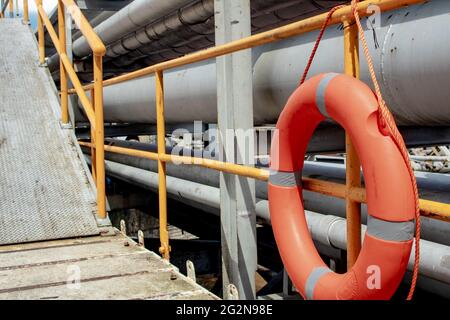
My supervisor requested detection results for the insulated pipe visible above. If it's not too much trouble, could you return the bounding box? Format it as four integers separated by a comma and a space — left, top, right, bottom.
94, 1, 450, 126
96, 157, 450, 291
72, 0, 195, 58
82, 139, 450, 246
48, 1, 343, 71
47, 11, 118, 71
108, 0, 334, 66
107, 0, 215, 60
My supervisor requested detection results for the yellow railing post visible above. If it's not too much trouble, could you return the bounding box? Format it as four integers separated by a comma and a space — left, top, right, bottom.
155, 70, 170, 260
58, 0, 69, 124
37, 0, 45, 65
343, 19, 362, 269
90, 88, 97, 182
93, 54, 106, 219
8, 0, 13, 17
22, 0, 29, 24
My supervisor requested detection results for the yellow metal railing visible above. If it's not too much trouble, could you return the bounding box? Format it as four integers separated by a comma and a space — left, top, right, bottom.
79, 141, 450, 222
74, 0, 448, 262
6, 0, 449, 263
0, 0, 27, 21
33, 0, 107, 219
343, 18, 362, 268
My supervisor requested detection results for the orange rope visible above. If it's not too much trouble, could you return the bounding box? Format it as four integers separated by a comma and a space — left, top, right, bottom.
300, 1, 421, 300
350, 0, 420, 300
299, 5, 345, 85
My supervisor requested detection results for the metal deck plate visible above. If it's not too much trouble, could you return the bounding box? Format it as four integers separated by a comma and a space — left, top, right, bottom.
0, 19, 99, 244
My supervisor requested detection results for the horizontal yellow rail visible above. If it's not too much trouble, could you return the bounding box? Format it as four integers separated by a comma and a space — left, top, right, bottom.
78, 141, 450, 221
69, 0, 426, 94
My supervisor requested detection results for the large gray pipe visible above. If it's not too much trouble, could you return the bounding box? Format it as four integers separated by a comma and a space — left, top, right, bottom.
106, 0, 215, 60
84, 139, 450, 246
98, 158, 450, 296
72, 0, 195, 58
95, 1, 450, 126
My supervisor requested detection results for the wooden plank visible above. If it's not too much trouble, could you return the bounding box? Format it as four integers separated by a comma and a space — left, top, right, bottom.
0, 251, 171, 291
0, 271, 215, 300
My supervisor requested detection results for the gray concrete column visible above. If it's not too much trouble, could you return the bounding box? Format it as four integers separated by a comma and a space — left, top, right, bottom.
215, 0, 257, 300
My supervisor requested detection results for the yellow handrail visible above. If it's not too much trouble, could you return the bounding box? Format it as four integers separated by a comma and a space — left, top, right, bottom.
34, 0, 107, 219
69, 0, 426, 94
78, 141, 450, 222
343, 19, 362, 268
36, 4, 96, 125
73, 0, 448, 261
61, 0, 106, 55
7, 0, 448, 265
0, 0, 10, 18
23, 0, 29, 24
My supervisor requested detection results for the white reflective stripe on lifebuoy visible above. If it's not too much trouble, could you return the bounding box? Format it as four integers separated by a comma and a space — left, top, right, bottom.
315, 73, 339, 118
367, 215, 415, 242
305, 266, 332, 300
269, 170, 302, 187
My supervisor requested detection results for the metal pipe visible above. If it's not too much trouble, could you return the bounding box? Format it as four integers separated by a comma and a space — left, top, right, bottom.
0, 0, 7, 18
156, 70, 170, 260
58, 0, 69, 124
411, 156, 449, 162
343, 19, 361, 269
97, 158, 450, 289
75, 0, 427, 91
79, 1, 450, 126
48, 0, 344, 71
22, 0, 28, 24
35, 3, 97, 126
36, 0, 45, 65
72, 0, 195, 58
93, 54, 106, 219
83, 140, 450, 246
61, 0, 106, 55
106, 0, 215, 60
79, 140, 450, 220
90, 88, 96, 182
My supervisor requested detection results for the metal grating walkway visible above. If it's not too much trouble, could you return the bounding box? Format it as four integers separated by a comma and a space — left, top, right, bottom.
0, 19, 100, 244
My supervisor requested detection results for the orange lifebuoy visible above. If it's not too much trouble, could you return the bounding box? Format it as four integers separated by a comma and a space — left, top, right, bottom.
269, 73, 415, 300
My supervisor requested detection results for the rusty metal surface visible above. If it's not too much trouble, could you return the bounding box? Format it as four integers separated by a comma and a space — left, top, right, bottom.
0, 19, 99, 244
0, 230, 218, 300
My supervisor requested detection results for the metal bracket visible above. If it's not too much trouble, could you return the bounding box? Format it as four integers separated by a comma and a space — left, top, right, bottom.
120, 220, 127, 235
186, 260, 196, 282
59, 121, 73, 130
138, 230, 145, 246
96, 215, 115, 237
226, 284, 239, 300
39, 57, 49, 68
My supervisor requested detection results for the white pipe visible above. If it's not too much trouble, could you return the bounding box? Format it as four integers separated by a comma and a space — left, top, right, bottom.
72, 0, 195, 58
95, 1, 450, 126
